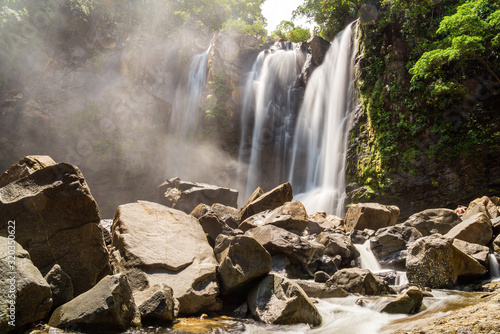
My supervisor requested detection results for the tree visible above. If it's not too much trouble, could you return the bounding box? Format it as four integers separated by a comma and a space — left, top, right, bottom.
410, 0, 500, 85
271, 20, 311, 42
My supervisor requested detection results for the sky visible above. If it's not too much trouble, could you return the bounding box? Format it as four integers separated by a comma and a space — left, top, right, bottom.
261, 0, 315, 34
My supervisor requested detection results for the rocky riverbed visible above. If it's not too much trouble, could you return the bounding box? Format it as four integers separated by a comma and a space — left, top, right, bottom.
0, 156, 499, 333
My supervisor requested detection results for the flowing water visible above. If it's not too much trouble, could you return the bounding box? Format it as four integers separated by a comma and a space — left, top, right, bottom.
170, 46, 211, 136
489, 253, 500, 279
288, 23, 357, 217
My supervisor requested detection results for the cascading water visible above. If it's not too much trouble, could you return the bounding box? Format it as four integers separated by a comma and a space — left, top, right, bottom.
489, 253, 500, 279
238, 42, 305, 200
289, 22, 357, 217
170, 46, 211, 136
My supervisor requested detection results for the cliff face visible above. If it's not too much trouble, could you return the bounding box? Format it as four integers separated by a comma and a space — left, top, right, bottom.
346, 3, 500, 220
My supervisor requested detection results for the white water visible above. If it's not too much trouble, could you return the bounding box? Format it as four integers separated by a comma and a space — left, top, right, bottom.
489, 253, 500, 279
288, 23, 357, 217
170, 46, 211, 136
239, 42, 305, 200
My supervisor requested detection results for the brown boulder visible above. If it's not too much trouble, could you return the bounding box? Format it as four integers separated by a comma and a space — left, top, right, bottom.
307, 211, 343, 234
462, 196, 499, 220
445, 212, 493, 246
0, 155, 56, 188
327, 268, 393, 295
344, 203, 399, 232
381, 286, 423, 314
316, 232, 360, 267
402, 208, 461, 236
240, 183, 293, 221
452, 239, 490, 267
293, 280, 348, 298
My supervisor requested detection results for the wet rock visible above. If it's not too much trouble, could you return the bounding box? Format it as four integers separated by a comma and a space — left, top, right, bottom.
381, 286, 423, 314
317, 255, 342, 276
240, 183, 293, 221
0, 237, 52, 332
0, 155, 55, 188
300, 36, 331, 85
370, 225, 422, 270
111, 201, 220, 315
402, 208, 461, 236
0, 162, 110, 296
158, 177, 238, 214
248, 274, 322, 326
462, 196, 499, 220
239, 201, 309, 234
452, 239, 490, 267
375, 271, 399, 285
245, 225, 324, 277
316, 231, 360, 267
44, 264, 74, 309
350, 228, 376, 244
293, 279, 348, 298
406, 234, 488, 288
48, 274, 141, 332
344, 203, 399, 232
214, 235, 272, 294
307, 211, 343, 234
134, 284, 178, 322
445, 212, 493, 246
327, 268, 393, 295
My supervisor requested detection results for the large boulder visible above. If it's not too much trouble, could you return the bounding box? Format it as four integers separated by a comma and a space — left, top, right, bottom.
240, 183, 293, 221
111, 201, 220, 315
0, 237, 52, 332
344, 203, 399, 232
445, 212, 493, 246
190, 204, 237, 247
245, 225, 324, 277
134, 284, 178, 322
406, 234, 488, 288
381, 286, 423, 314
307, 211, 343, 235
0, 161, 110, 296
247, 274, 322, 326
214, 235, 272, 294
327, 268, 393, 295
211, 203, 241, 229
452, 239, 490, 267
292, 279, 348, 298
462, 196, 499, 221
158, 177, 238, 213
0, 155, 55, 188
370, 225, 423, 269
239, 201, 309, 234
48, 274, 141, 332
402, 208, 461, 236
316, 232, 360, 267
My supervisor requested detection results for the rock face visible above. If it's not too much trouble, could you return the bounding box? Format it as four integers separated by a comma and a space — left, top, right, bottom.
381, 286, 423, 314
316, 232, 360, 267
0, 237, 52, 332
402, 208, 461, 236
158, 177, 238, 213
462, 196, 499, 220
327, 268, 393, 295
0, 155, 55, 188
370, 225, 423, 269
0, 161, 110, 296
214, 235, 272, 294
344, 203, 399, 232
246, 225, 324, 277
240, 183, 293, 221
300, 35, 331, 85
406, 235, 487, 288
44, 264, 74, 309
111, 201, 220, 315
48, 274, 141, 332
445, 212, 493, 246
247, 274, 322, 326
239, 201, 309, 234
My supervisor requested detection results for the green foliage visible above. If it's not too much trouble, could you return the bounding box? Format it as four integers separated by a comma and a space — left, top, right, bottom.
221, 18, 267, 36
271, 20, 311, 42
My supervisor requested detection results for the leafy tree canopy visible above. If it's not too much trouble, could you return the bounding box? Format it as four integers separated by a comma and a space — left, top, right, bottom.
271, 20, 311, 42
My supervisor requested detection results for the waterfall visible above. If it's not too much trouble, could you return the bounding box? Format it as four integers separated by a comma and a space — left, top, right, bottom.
238, 42, 305, 199
289, 23, 357, 217
170, 46, 211, 136
489, 253, 500, 279
355, 240, 382, 272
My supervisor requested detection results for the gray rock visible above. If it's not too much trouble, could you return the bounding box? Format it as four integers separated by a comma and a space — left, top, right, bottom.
327, 268, 393, 295
248, 274, 322, 326
293, 279, 348, 298
0, 237, 52, 332
214, 235, 272, 294
406, 234, 487, 288
48, 274, 141, 332
190, 204, 236, 247
350, 229, 375, 244
344, 203, 400, 232
134, 284, 178, 322
445, 212, 493, 246
0, 162, 110, 296
44, 264, 74, 309
240, 183, 293, 221
316, 232, 360, 267
381, 286, 423, 314
111, 201, 220, 315
158, 177, 238, 213
402, 208, 461, 236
